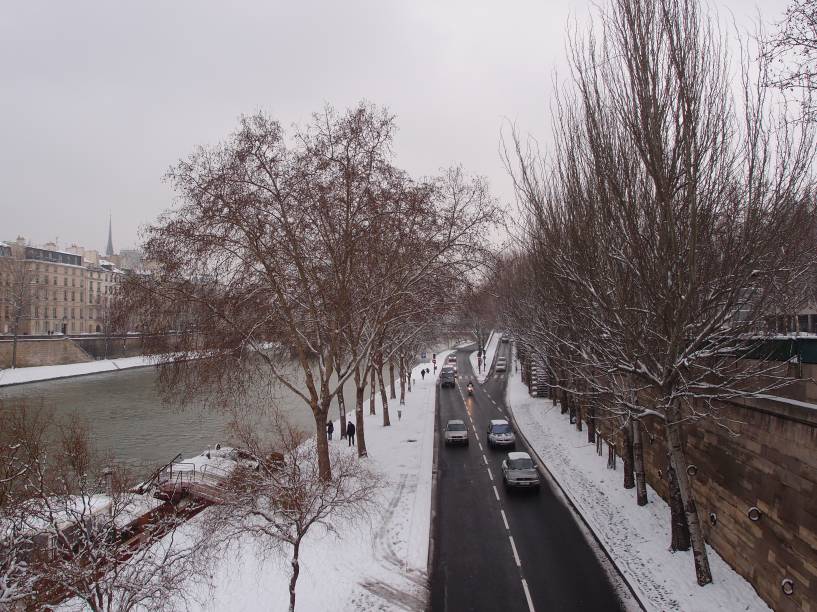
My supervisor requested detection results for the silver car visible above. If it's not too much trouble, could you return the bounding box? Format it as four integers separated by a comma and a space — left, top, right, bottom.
495, 358, 507, 373
502, 451, 540, 489
487, 419, 515, 448
444, 419, 469, 446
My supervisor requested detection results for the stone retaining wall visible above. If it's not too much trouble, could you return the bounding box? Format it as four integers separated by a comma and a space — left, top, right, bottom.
0, 337, 92, 367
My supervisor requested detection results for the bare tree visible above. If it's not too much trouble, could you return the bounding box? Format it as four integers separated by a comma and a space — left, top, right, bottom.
764, 0, 817, 121
504, 0, 816, 586
0, 245, 35, 368
204, 412, 380, 612
3, 413, 205, 611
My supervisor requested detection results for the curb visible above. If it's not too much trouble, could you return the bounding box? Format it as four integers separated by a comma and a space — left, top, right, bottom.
503, 370, 646, 612
0, 363, 154, 388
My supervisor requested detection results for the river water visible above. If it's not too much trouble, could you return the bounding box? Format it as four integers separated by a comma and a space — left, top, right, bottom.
0, 363, 369, 471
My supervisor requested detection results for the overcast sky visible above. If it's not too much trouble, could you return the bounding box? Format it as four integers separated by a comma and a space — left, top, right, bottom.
0, 0, 788, 252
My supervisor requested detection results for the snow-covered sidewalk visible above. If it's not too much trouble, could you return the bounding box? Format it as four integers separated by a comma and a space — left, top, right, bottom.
468, 330, 500, 383
0, 356, 155, 387
180, 356, 446, 612
505, 368, 770, 612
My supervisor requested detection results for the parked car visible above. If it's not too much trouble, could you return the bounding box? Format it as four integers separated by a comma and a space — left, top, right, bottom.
501, 451, 540, 490
440, 367, 456, 388
495, 358, 507, 373
487, 419, 516, 448
444, 419, 469, 445
501, 335, 509, 343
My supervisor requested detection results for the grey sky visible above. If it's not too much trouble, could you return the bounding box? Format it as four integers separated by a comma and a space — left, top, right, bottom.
1, 0, 788, 252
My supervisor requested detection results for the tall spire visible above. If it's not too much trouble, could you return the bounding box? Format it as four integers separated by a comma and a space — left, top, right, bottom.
105, 214, 114, 257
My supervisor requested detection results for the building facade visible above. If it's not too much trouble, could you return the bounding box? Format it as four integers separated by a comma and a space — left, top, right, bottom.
0, 237, 123, 336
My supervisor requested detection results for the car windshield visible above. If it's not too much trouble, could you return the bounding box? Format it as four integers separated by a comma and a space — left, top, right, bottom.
447, 423, 466, 431
509, 458, 534, 470
492, 424, 511, 434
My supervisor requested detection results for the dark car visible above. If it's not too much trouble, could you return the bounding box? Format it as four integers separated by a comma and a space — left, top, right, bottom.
440, 366, 456, 388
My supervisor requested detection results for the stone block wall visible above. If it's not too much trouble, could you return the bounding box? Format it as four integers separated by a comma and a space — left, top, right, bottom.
0, 337, 93, 367
580, 392, 817, 612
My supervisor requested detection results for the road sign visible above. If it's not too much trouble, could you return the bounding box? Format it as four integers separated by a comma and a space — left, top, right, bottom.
421, 351, 427, 359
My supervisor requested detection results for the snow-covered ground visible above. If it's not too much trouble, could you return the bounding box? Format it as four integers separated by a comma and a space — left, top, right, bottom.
505, 365, 771, 612
468, 330, 500, 383
0, 356, 154, 387
173, 356, 446, 612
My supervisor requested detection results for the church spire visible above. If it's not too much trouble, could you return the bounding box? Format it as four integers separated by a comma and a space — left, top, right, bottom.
105, 214, 114, 257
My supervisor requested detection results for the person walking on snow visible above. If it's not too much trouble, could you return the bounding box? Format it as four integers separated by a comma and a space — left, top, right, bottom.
346, 421, 356, 446
421, 369, 426, 380
327, 420, 334, 441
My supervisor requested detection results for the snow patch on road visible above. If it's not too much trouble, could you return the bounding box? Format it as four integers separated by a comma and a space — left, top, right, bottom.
506, 368, 771, 612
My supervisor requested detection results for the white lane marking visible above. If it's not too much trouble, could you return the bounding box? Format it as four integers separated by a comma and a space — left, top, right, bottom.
493, 485, 500, 501
521, 578, 536, 612
487, 467, 494, 481
477, 441, 483, 452
501, 509, 509, 530
509, 535, 521, 567
482, 455, 488, 466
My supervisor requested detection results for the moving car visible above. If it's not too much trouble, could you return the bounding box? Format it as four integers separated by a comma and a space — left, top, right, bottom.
501, 451, 540, 490
501, 334, 509, 343
495, 357, 507, 373
486, 419, 516, 448
440, 366, 456, 388
444, 419, 469, 445
446, 353, 458, 373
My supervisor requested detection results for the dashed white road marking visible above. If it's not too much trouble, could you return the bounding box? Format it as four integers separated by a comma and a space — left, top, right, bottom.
482, 454, 488, 465
477, 441, 483, 452
509, 535, 521, 566
493, 485, 500, 501
487, 467, 494, 481
521, 578, 536, 612
501, 509, 509, 530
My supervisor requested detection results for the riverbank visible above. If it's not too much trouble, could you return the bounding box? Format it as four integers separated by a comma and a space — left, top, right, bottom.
169, 355, 447, 611
505, 364, 771, 612
0, 356, 155, 387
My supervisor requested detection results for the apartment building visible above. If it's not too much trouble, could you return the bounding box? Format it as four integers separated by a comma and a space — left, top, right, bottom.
0, 237, 123, 336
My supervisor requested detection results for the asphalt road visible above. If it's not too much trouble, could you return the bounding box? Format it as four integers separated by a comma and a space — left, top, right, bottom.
430, 342, 626, 612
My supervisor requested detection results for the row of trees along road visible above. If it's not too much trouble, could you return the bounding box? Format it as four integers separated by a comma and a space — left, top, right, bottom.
118, 103, 498, 480
499, 0, 816, 587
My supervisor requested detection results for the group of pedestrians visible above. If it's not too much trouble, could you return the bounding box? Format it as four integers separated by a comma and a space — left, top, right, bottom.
326, 419, 356, 446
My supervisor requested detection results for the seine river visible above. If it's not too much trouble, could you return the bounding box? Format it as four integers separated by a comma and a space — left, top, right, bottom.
0, 363, 366, 471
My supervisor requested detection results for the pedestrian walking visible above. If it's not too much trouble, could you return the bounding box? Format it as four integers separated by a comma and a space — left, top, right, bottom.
346, 421, 356, 446
327, 420, 334, 441
421, 369, 426, 380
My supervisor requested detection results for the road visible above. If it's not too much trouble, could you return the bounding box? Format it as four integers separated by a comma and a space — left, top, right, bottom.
430, 341, 627, 612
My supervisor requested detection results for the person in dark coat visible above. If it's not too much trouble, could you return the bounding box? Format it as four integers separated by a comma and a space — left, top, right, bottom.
346, 420, 356, 446
421, 369, 426, 380
327, 420, 334, 440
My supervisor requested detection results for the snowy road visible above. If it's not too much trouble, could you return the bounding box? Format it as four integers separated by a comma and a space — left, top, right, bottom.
430, 341, 626, 612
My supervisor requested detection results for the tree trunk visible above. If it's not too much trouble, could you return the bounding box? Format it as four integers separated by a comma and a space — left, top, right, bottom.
369, 365, 376, 415
354, 367, 368, 457
399, 354, 406, 404
407, 362, 412, 393
389, 358, 397, 400
587, 405, 596, 443
622, 422, 635, 489
666, 413, 712, 585
667, 456, 691, 551
313, 408, 331, 480
575, 402, 583, 431
378, 361, 390, 427
288, 538, 301, 612
633, 420, 648, 506
561, 389, 569, 415
11, 320, 19, 368
338, 379, 347, 439
607, 439, 616, 469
